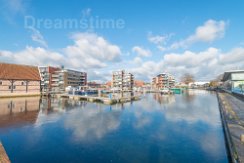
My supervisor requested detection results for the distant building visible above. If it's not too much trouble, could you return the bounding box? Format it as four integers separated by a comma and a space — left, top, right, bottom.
189, 81, 210, 88
222, 70, 244, 95
87, 81, 102, 88
105, 81, 112, 88
38, 66, 61, 93
51, 69, 87, 92
152, 73, 175, 89
112, 70, 134, 92
0, 63, 41, 96
134, 80, 145, 91
134, 80, 145, 88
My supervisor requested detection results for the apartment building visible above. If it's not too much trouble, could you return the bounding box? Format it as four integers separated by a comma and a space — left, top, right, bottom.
51, 69, 87, 92
38, 66, 61, 93
0, 63, 41, 96
112, 70, 134, 92
152, 73, 175, 89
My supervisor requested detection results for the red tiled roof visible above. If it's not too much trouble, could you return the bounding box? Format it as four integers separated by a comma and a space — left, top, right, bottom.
0, 63, 41, 81
134, 80, 145, 87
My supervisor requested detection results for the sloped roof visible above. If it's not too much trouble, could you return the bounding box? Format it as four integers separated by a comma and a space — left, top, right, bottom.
0, 63, 41, 81
222, 70, 244, 81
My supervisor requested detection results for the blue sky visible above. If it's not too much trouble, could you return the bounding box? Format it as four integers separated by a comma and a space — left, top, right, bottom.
0, 0, 244, 82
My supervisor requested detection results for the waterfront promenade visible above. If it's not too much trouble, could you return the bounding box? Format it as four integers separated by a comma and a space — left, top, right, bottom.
0, 142, 10, 163
218, 92, 244, 163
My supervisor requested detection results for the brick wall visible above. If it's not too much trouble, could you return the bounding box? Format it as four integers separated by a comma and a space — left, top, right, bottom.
0, 80, 40, 94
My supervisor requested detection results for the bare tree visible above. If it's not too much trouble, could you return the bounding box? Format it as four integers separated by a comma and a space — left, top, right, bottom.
181, 73, 195, 85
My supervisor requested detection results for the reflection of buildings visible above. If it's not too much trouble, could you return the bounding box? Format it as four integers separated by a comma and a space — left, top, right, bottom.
153, 93, 176, 105
0, 97, 40, 128
39, 98, 87, 114
152, 73, 175, 89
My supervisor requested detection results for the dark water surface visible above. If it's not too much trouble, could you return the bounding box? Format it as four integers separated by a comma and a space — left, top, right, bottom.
0, 90, 228, 163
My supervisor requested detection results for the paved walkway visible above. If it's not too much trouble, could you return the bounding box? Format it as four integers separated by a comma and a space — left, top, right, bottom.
0, 142, 10, 163
218, 92, 244, 163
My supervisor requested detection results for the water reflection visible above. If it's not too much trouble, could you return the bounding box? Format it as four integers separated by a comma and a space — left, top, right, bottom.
0, 91, 228, 163
0, 97, 40, 128
64, 106, 122, 142
153, 93, 176, 105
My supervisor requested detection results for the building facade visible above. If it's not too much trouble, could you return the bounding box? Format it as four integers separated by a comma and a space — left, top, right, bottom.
222, 70, 244, 95
112, 70, 134, 92
51, 69, 87, 92
0, 63, 41, 96
38, 66, 61, 93
152, 73, 175, 89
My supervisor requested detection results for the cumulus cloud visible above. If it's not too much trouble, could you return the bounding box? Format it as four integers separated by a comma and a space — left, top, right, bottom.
130, 47, 244, 81
65, 32, 121, 69
0, 46, 65, 66
0, 32, 121, 70
0, 32, 123, 80
132, 46, 151, 57
170, 19, 227, 49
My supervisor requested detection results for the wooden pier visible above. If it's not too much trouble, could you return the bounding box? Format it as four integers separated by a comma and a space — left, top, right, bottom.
0, 142, 10, 163
56, 94, 141, 105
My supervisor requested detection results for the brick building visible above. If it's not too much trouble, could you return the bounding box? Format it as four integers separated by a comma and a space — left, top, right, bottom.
0, 63, 41, 97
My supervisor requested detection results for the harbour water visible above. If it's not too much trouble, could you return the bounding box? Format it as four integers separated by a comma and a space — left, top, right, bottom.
0, 90, 228, 163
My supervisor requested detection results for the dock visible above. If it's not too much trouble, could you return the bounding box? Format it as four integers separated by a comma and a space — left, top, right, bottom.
56, 94, 141, 105
217, 91, 244, 163
0, 142, 10, 163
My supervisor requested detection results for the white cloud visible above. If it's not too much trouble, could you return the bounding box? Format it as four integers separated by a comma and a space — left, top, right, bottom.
64, 107, 121, 141
131, 56, 143, 65
132, 46, 151, 57
170, 19, 227, 49
65, 32, 121, 69
148, 35, 167, 45
130, 47, 244, 81
148, 33, 173, 51
0, 46, 65, 66
163, 47, 219, 68
0, 32, 122, 81
28, 27, 48, 48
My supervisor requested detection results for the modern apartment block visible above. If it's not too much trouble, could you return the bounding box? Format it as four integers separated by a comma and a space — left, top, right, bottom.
112, 70, 134, 92
152, 73, 175, 89
0, 63, 41, 96
38, 66, 61, 93
51, 69, 87, 92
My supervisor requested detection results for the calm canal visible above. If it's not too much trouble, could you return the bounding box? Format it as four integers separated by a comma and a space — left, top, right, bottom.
0, 90, 228, 163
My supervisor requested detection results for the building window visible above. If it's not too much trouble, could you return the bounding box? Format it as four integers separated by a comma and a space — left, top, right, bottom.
0, 81, 2, 85
9, 86, 11, 89
22, 82, 24, 85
